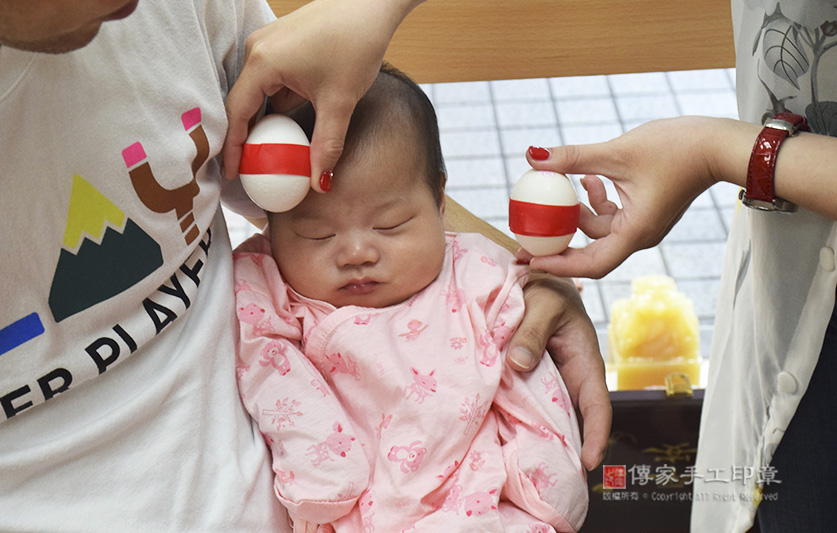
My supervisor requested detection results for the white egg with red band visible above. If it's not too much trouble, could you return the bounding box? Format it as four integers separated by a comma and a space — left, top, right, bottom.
509, 169, 579, 256
239, 114, 311, 213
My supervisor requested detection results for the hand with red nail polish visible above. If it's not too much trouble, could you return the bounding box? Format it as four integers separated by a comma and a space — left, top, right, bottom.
522, 118, 730, 280
221, 0, 426, 193
527, 146, 551, 161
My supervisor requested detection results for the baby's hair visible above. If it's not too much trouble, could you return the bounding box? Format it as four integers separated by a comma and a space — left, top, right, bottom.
290, 63, 447, 206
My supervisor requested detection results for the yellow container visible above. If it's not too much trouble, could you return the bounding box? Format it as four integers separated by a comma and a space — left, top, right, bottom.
608, 276, 700, 390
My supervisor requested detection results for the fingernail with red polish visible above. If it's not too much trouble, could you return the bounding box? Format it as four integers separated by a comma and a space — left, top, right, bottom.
515, 257, 531, 265
319, 170, 333, 192
528, 146, 550, 160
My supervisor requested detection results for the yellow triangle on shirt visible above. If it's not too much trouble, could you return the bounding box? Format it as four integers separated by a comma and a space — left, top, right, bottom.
62, 174, 126, 250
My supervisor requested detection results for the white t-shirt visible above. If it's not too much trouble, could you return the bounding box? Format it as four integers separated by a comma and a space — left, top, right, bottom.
0, 1, 290, 530
693, 1, 837, 531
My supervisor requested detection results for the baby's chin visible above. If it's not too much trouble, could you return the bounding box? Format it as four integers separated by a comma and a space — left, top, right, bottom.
329, 288, 414, 310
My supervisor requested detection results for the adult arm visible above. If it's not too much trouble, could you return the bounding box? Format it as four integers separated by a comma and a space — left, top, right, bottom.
222, 0, 425, 191
522, 116, 837, 278
445, 196, 611, 471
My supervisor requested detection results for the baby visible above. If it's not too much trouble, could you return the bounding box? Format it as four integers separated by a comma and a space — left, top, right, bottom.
233, 64, 588, 532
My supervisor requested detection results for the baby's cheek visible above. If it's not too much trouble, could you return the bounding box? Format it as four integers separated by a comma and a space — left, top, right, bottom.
285, 250, 334, 301
414, 241, 446, 291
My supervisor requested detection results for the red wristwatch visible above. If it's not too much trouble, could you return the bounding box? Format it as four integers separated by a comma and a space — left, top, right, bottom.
739, 112, 809, 212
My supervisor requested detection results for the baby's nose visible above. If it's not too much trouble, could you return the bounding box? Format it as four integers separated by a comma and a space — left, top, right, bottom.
337, 233, 380, 267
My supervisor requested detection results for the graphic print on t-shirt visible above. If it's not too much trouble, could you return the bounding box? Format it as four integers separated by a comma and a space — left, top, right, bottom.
1, 106, 215, 420
123, 107, 208, 245
47, 107, 209, 324
48, 174, 164, 323
0, 314, 45, 357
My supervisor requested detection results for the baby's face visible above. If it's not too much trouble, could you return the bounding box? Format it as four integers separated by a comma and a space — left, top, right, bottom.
270, 135, 446, 309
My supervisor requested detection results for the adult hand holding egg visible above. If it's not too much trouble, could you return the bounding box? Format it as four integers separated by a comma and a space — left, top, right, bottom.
518, 119, 719, 280
221, 0, 425, 192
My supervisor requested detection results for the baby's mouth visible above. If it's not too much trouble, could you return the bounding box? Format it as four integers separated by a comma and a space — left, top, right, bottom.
341, 279, 380, 295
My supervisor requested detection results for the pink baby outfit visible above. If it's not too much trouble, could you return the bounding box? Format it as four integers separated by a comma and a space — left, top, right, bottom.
234, 232, 588, 532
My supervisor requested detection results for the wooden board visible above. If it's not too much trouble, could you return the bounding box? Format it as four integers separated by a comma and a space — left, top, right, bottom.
267, 0, 735, 83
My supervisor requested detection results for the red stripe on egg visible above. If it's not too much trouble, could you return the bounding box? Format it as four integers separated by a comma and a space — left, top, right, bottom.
509, 199, 579, 237
239, 143, 311, 177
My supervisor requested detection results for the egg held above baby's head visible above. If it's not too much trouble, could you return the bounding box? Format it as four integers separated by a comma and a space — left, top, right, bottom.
238, 114, 312, 213
508, 169, 580, 256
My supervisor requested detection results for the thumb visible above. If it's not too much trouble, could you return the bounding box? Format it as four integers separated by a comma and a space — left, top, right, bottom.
308, 96, 356, 192
506, 306, 556, 372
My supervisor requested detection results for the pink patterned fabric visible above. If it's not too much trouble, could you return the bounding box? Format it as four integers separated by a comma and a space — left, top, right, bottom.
234, 232, 588, 532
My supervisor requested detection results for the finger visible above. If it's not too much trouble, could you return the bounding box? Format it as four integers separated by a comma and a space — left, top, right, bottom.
529, 235, 633, 279
577, 376, 612, 470
526, 142, 617, 177
222, 66, 283, 180
541, 288, 612, 470
514, 247, 534, 265
505, 326, 549, 372
581, 175, 618, 216
505, 283, 564, 371
577, 202, 615, 240
308, 95, 357, 192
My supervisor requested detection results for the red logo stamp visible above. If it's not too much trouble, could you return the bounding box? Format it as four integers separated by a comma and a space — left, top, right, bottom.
603, 465, 627, 489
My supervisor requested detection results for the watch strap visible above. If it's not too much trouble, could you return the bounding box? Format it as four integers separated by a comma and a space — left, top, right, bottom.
741, 112, 809, 212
